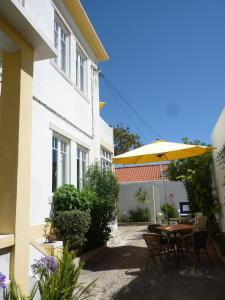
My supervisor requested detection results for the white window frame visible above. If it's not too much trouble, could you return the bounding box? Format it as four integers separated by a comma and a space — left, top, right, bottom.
76, 46, 87, 94
77, 145, 88, 189
52, 133, 70, 192
100, 147, 112, 170
18, 0, 25, 7
54, 14, 70, 75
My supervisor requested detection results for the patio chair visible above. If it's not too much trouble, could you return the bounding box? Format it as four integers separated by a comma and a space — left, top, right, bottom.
147, 224, 169, 245
143, 233, 168, 272
181, 230, 213, 272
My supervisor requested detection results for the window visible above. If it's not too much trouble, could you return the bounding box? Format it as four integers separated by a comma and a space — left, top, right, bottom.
54, 15, 70, 74
77, 146, 88, 189
76, 47, 86, 93
101, 148, 112, 170
18, 0, 25, 7
52, 135, 70, 192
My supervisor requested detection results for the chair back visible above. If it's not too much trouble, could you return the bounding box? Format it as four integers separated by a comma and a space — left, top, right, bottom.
192, 231, 209, 250
148, 224, 161, 234
195, 215, 207, 231
143, 233, 161, 255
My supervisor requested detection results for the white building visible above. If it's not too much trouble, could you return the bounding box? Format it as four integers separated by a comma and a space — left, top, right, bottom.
211, 107, 225, 232
0, 0, 113, 293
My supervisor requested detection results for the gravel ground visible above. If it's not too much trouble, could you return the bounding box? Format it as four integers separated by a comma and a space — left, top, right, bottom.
79, 225, 225, 300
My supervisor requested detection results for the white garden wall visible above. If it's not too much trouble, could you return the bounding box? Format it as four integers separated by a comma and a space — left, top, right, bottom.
118, 181, 188, 222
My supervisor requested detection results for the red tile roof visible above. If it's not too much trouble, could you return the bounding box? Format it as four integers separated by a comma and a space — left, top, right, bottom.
115, 164, 169, 183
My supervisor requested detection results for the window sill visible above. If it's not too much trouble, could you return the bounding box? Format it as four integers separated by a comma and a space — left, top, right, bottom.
73, 83, 90, 104
0, 234, 14, 249
51, 60, 73, 86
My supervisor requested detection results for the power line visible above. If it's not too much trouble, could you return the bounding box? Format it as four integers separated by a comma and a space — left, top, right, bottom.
100, 72, 165, 141
102, 77, 149, 143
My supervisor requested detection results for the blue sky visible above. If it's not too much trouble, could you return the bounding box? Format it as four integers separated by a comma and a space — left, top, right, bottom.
82, 0, 225, 144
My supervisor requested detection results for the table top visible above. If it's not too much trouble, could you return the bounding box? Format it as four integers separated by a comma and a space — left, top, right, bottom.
157, 224, 196, 232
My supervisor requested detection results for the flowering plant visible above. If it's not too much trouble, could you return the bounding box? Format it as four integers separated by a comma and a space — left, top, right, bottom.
31, 256, 58, 277
0, 272, 6, 289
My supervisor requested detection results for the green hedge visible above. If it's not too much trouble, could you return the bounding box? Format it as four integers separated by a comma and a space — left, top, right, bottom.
53, 210, 91, 250
52, 184, 95, 213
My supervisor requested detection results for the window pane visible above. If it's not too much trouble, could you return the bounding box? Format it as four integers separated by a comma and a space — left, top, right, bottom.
82, 159, 86, 187
77, 157, 80, 189
61, 30, 66, 72
60, 141, 67, 185
52, 137, 58, 192
76, 52, 79, 86
54, 21, 59, 65
80, 57, 84, 92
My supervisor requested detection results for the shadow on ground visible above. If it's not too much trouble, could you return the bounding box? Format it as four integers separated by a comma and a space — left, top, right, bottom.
80, 226, 225, 300
112, 252, 225, 300
83, 245, 147, 271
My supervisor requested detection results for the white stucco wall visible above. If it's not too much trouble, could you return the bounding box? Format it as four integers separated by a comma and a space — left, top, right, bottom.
99, 117, 113, 152
211, 107, 225, 232
28, 1, 112, 226
118, 181, 188, 222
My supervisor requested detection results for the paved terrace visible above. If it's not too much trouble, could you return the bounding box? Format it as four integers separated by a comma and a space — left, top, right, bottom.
80, 225, 225, 300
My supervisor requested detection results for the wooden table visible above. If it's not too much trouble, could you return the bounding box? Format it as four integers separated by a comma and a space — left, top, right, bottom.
157, 224, 196, 267
158, 224, 196, 233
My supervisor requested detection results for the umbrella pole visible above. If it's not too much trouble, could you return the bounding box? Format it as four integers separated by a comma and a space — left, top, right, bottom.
160, 160, 168, 222
152, 185, 157, 224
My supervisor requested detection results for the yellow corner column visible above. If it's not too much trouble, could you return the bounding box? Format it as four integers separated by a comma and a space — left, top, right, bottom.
0, 46, 34, 293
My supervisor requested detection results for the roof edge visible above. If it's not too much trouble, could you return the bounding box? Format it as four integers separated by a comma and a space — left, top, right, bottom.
63, 0, 109, 62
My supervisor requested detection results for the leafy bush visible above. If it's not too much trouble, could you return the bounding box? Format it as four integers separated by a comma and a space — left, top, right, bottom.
85, 164, 119, 249
52, 184, 95, 214
129, 208, 150, 222
53, 210, 91, 250
161, 203, 178, 218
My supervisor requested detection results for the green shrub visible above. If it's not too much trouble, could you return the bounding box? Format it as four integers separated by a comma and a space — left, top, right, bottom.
53, 210, 91, 250
161, 203, 178, 218
129, 208, 150, 222
52, 184, 95, 214
85, 164, 119, 249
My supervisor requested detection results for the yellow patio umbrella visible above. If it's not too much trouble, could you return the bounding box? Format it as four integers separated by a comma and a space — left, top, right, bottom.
112, 139, 213, 221
112, 140, 213, 165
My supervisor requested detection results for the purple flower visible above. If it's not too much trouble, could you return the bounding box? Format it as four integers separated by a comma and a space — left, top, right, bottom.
31, 256, 58, 277
0, 272, 6, 289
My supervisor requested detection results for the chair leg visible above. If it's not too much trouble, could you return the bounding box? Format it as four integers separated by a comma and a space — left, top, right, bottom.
159, 253, 166, 273
194, 252, 197, 272
145, 252, 151, 272
205, 249, 214, 268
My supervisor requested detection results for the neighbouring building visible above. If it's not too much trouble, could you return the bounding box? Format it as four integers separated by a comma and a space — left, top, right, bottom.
0, 0, 113, 293
211, 107, 225, 232
115, 164, 188, 222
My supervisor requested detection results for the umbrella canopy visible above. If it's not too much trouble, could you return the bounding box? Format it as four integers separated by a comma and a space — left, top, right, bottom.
112, 140, 213, 165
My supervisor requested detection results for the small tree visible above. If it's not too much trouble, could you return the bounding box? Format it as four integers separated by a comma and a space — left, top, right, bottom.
85, 163, 119, 249
113, 124, 143, 156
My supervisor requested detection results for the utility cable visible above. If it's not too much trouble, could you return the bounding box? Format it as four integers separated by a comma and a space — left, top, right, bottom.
100, 72, 165, 141
103, 77, 149, 144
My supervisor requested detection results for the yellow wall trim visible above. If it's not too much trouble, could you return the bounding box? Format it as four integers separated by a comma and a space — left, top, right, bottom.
0, 234, 14, 250
63, 0, 109, 62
